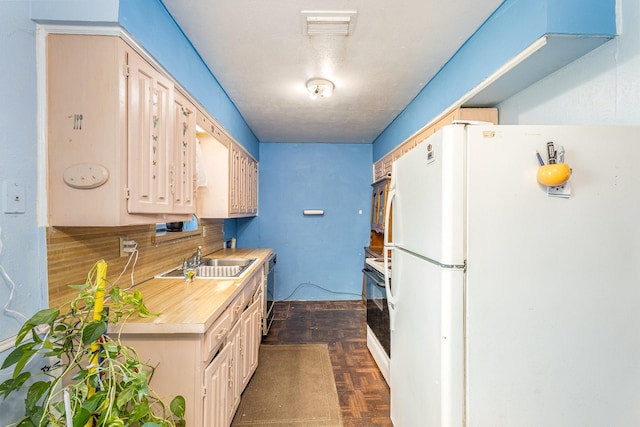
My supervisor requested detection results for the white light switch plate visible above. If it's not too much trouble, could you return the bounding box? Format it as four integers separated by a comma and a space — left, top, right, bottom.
3, 180, 25, 214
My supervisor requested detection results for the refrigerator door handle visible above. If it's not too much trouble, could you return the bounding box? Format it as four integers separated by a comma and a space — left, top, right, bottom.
383, 184, 395, 249
383, 185, 397, 330
384, 245, 397, 331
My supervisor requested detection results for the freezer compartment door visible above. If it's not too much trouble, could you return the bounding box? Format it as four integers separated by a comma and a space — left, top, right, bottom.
390, 248, 464, 427
392, 125, 466, 265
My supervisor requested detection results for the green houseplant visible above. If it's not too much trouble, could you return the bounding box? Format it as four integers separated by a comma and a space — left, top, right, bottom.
0, 260, 185, 427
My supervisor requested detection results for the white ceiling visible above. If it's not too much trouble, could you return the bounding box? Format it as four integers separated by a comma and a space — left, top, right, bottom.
161, 0, 503, 143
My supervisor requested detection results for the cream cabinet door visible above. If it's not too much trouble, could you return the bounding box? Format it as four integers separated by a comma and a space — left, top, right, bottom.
229, 143, 242, 215
241, 298, 262, 389
172, 90, 197, 213
228, 318, 242, 421
204, 340, 232, 427
127, 49, 174, 214
246, 157, 258, 215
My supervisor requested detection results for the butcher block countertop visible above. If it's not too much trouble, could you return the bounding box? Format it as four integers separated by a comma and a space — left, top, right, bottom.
114, 248, 273, 336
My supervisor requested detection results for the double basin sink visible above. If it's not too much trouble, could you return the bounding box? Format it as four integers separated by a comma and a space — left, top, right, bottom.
155, 257, 257, 279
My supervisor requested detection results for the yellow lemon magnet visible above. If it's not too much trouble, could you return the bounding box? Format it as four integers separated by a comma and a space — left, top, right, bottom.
537, 163, 571, 187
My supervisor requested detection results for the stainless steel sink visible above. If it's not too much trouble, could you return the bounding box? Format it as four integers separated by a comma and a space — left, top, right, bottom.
199, 258, 256, 267
155, 257, 257, 279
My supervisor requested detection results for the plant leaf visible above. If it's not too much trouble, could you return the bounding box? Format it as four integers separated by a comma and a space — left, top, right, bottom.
25, 381, 50, 411
72, 407, 92, 427
29, 308, 60, 325
52, 400, 66, 417
102, 341, 119, 356
109, 287, 120, 303
87, 373, 100, 390
1, 342, 35, 370
14, 326, 34, 346
30, 329, 43, 344
28, 405, 45, 427
170, 395, 186, 419
16, 309, 59, 344
129, 400, 149, 422
0, 379, 11, 398
13, 347, 39, 378
81, 321, 107, 345
71, 369, 88, 381
16, 416, 36, 427
82, 390, 107, 414
0, 372, 31, 399
140, 423, 162, 427
115, 385, 135, 409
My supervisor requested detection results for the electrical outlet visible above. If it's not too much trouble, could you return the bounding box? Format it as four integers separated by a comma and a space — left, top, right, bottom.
3, 180, 25, 214
119, 237, 137, 257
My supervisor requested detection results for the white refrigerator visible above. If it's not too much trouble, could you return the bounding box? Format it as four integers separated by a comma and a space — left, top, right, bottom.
383, 124, 640, 427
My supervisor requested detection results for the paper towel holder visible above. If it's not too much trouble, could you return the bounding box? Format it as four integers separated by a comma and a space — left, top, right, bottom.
303, 209, 324, 216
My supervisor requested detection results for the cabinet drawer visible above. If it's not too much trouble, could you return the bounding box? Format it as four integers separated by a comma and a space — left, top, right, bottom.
242, 273, 258, 305
230, 293, 245, 325
252, 282, 263, 304
203, 307, 232, 362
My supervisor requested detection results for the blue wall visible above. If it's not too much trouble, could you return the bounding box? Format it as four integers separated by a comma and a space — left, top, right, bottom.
0, 1, 49, 422
372, 0, 617, 161
237, 143, 372, 300
498, 0, 640, 126
0, 2, 46, 342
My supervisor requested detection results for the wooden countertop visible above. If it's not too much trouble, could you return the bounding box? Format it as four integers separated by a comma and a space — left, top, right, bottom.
114, 248, 273, 335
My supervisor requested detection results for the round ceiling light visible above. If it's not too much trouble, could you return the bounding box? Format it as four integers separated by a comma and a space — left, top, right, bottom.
306, 78, 335, 98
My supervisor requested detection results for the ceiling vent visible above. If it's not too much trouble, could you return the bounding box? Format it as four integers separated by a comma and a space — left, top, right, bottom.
301, 10, 358, 36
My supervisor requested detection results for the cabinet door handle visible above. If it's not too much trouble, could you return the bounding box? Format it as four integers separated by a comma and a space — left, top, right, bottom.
191, 174, 197, 200
217, 328, 227, 340
169, 165, 176, 195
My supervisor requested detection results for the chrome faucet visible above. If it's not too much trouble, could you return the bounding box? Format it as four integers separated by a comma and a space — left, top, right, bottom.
184, 246, 203, 269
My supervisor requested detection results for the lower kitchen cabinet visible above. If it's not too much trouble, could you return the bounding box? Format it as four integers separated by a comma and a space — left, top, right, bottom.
228, 298, 261, 422
119, 267, 265, 426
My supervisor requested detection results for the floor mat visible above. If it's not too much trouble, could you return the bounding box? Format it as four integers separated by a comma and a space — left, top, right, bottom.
231, 344, 343, 426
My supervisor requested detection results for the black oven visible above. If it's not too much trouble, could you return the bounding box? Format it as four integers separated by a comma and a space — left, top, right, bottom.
363, 264, 390, 357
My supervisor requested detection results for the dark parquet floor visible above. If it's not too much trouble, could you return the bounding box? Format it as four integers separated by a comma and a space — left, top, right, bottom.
262, 300, 392, 426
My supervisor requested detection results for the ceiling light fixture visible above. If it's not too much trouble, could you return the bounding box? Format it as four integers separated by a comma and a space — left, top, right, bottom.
306, 78, 335, 98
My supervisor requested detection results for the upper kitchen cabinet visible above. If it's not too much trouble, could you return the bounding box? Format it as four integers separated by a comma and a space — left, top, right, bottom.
373, 107, 497, 180
196, 111, 258, 218
370, 176, 390, 233
47, 34, 195, 226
